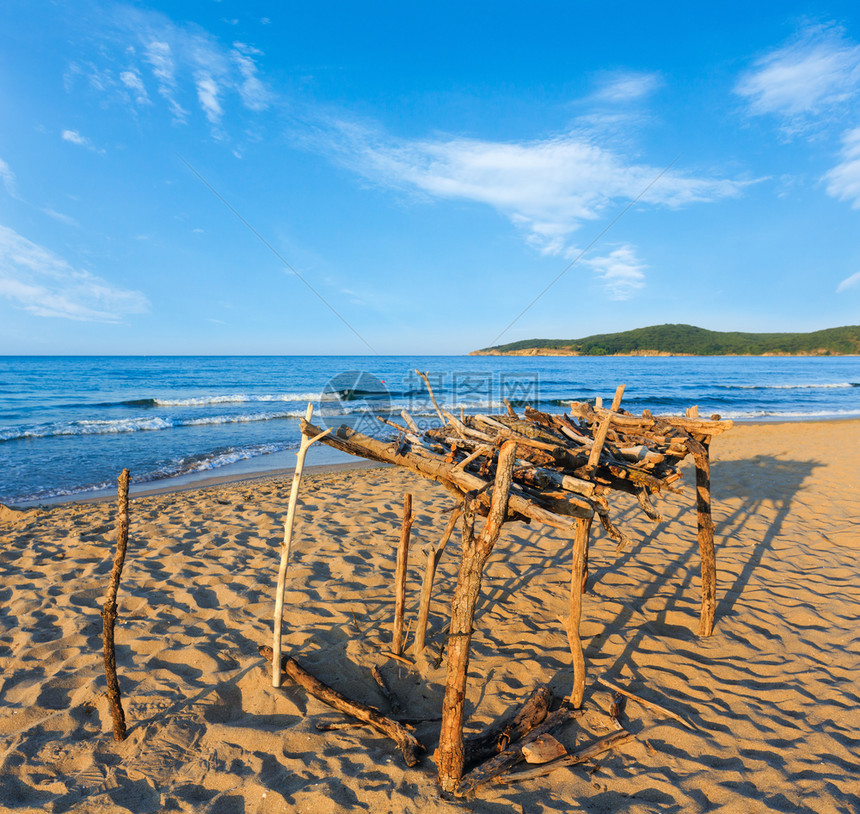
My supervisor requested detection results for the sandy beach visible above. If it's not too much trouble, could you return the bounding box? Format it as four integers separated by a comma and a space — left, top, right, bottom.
1, 419, 857, 813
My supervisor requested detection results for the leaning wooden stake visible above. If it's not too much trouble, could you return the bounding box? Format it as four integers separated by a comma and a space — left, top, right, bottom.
102, 468, 130, 741
586, 413, 613, 470
437, 440, 518, 793
598, 677, 696, 730
392, 494, 414, 655
415, 369, 446, 423
261, 645, 423, 766
413, 506, 462, 655
272, 404, 333, 688
566, 515, 593, 708
687, 437, 716, 637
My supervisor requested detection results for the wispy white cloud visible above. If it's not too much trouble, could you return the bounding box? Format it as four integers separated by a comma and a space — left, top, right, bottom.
317, 120, 748, 254
823, 126, 860, 207
67, 8, 272, 137
735, 24, 860, 133
144, 40, 188, 121
0, 225, 149, 322
119, 68, 150, 105
61, 129, 87, 146
583, 245, 647, 299
0, 158, 19, 199
42, 208, 79, 227
232, 42, 271, 111
836, 270, 860, 292
592, 70, 663, 103
61, 129, 104, 153
195, 72, 223, 126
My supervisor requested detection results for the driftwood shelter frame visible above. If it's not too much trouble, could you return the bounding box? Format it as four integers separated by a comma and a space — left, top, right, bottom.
271, 378, 732, 794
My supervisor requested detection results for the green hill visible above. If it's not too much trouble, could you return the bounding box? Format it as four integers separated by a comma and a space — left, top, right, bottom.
471, 324, 860, 356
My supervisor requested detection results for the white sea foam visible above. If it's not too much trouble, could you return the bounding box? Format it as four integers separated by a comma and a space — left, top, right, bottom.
723, 382, 857, 390
153, 392, 329, 407
0, 410, 309, 441
147, 442, 292, 478
729, 408, 860, 419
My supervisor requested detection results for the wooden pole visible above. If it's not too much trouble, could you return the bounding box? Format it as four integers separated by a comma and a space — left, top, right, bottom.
610, 383, 626, 412
688, 437, 716, 636
392, 493, 414, 656
413, 507, 462, 655
437, 440, 518, 793
565, 515, 593, 708
272, 404, 333, 688
102, 468, 130, 741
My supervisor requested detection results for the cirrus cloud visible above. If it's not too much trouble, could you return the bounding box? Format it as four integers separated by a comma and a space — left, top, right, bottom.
315, 119, 750, 255
583, 245, 647, 299
66, 7, 273, 138
824, 126, 860, 207
836, 270, 860, 292
0, 225, 149, 322
0, 158, 19, 199
735, 23, 860, 133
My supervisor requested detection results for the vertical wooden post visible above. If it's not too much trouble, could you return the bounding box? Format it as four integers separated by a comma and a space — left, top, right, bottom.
565, 515, 593, 709
102, 468, 130, 741
272, 405, 333, 687
437, 441, 517, 794
392, 493, 414, 655
413, 507, 461, 655
689, 437, 716, 636
610, 383, 625, 411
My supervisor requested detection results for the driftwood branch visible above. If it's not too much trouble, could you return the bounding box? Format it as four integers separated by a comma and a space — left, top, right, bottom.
496, 728, 636, 783
260, 645, 424, 766
413, 506, 462, 655
598, 677, 696, 730
463, 684, 553, 767
302, 420, 594, 528
102, 468, 130, 741
610, 384, 626, 412
415, 370, 446, 423
392, 494, 414, 655
437, 441, 518, 793
272, 404, 333, 688
372, 665, 402, 715
687, 436, 717, 637
566, 515, 593, 708
456, 707, 576, 796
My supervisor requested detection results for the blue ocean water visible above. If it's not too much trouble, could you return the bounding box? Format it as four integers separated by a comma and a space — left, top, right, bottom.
1, 355, 858, 506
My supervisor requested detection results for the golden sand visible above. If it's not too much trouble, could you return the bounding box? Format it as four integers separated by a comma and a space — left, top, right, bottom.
1, 420, 857, 812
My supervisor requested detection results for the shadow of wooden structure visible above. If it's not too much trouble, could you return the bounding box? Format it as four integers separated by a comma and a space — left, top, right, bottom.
285, 379, 732, 794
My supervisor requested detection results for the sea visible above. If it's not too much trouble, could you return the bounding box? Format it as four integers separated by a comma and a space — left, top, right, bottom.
1, 355, 858, 507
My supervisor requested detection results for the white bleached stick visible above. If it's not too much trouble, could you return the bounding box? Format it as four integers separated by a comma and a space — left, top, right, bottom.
272, 403, 333, 687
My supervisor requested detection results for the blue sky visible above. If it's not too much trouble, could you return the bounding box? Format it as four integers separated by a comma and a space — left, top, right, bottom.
1, 1, 860, 354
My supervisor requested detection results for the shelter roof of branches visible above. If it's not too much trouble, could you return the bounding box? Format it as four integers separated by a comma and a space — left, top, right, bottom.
299, 376, 732, 793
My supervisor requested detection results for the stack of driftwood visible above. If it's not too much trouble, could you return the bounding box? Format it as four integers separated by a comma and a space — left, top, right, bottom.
287, 375, 732, 793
